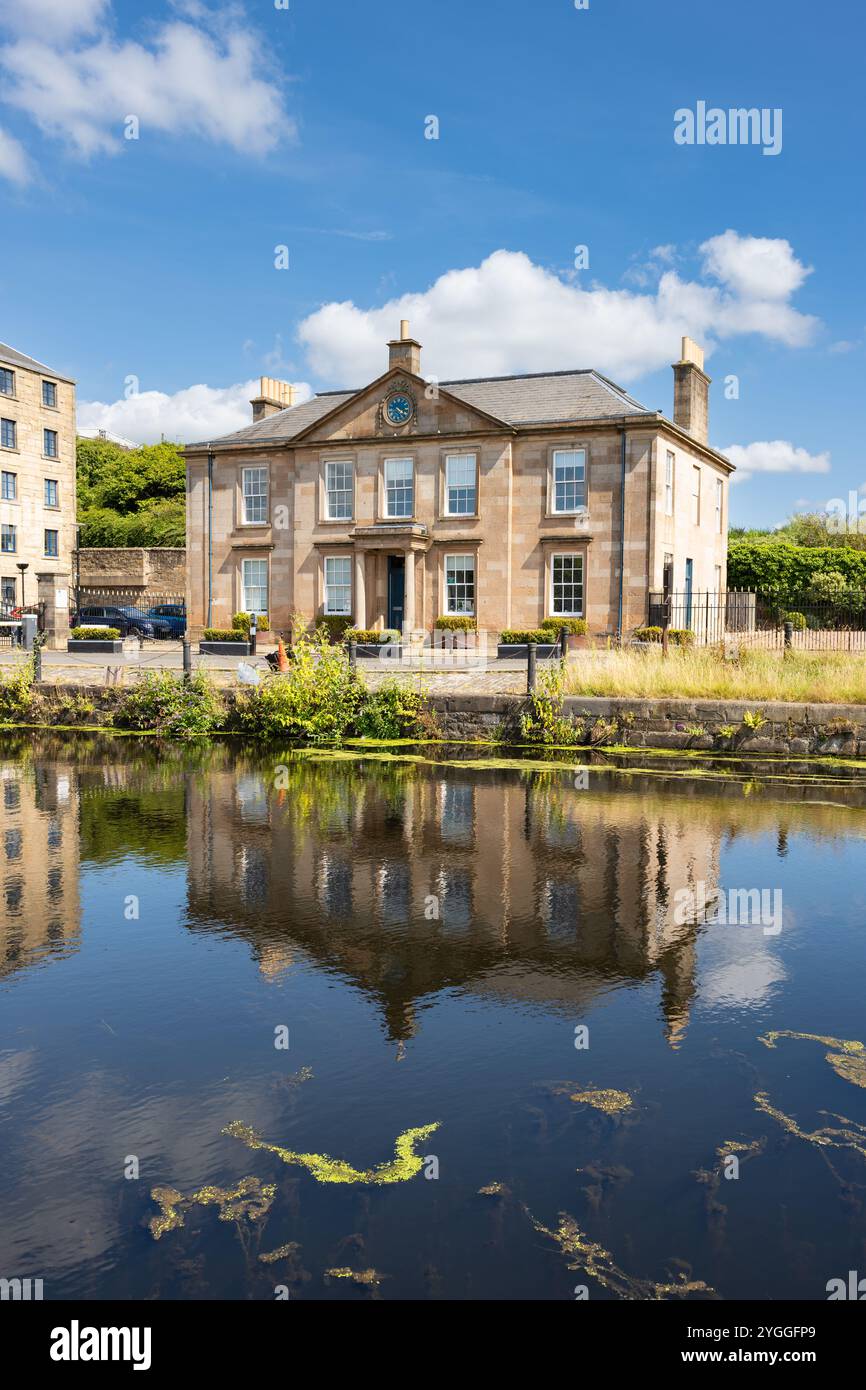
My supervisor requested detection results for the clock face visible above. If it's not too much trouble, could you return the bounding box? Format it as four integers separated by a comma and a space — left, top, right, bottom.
385, 392, 413, 426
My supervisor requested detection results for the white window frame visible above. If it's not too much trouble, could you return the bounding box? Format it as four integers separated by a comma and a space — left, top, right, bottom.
691, 465, 701, 526
715, 477, 723, 533
444, 453, 477, 516
551, 449, 586, 514
241, 466, 269, 525
384, 457, 414, 519
324, 555, 352, 615
241, 558, 268, 617
444, 552, 475, 616
324, 459, 353, 521
665, 451, 674, 516
550, 552, 584, 617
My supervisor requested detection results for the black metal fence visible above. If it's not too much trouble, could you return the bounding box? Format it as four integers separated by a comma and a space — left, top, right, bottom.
73, 588, 186, 639
647, 588, 866, 650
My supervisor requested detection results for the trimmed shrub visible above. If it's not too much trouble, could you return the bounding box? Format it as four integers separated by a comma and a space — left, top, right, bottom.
499, 628, 553, 644
203, 628, 246, 642
540, 617, 588, 635
783, 611, 807, 631
318, 615, 356, 644
434, 615, 476, 632
231, 612, 269, 635
345, 628, 401, 644
71, 626, 121, 640
633, 626, 663, 643
114, 672, 224, 738
669, 629, 695, 647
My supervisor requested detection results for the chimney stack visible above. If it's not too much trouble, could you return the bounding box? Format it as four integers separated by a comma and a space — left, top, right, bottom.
672, 336, 710, 443
251, 376, 294, 422
388, 321, 422, 375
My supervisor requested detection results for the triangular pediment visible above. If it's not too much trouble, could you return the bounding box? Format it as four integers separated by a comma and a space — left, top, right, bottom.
293, 367, 513, 445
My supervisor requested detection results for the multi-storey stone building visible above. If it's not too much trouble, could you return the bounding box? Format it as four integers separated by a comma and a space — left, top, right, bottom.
0, 342, 76, 613
185, 331, 732, 637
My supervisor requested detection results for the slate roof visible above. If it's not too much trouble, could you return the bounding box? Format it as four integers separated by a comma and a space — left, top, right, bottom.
186, 369, 652, 450
0, 341, 75, 383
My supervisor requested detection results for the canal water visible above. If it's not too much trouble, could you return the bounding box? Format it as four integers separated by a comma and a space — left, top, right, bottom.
1, 734, 865, 1300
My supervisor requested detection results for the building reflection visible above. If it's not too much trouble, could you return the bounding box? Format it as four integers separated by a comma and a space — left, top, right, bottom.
184, 756, 724, 1046
0, 759, 80, 978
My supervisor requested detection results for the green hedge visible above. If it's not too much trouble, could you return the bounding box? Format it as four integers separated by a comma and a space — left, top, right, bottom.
633, 626, 695, 646
345, 628, 401, 644
499, 628, 556, 644
319, 615, 355, 643
232, 612, 269, 635
541, 617, 588, 635
434, 615, 476, 631
71, 626, 121, 640
728, 541, 866, 603
203, 628, 248, 643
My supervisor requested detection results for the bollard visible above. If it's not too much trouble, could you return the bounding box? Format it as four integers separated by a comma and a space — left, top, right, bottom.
33, 635, 42, 683
349, 640, 357, 669
249, 614, 257, 656
560, 626, 568, 662
527, 640, 538, 693
783, 620, 793, 651
182, 637, 191, 681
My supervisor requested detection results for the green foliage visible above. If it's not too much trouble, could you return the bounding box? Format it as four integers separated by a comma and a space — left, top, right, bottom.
114, 672, 224, 739
499, 628, 555, 644
669, 629, 695, 647
202, 629, 247, 642
540, 617, 588, 635
231, 634, 361, 742
76, 437, 186, 548
783, 611, 807, 631
727, 541, 866, 604
231, 612, 270, 636
0, 660, 35, 722
808, 570, 848, 604
634, 626, 663, 642
434, 615, 476, 631
742, 709, 768, 731
318, 615, 356, 644
518, 667, 579, 746
345, 628, 401, 644
355, 680, 424, 738
70, 626, 121, 640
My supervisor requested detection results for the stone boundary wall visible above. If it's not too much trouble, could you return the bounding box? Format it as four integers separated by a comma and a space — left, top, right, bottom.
78, 547, 185, 592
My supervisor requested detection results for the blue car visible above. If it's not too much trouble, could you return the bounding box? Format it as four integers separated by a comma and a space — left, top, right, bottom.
147, 603, 186, 637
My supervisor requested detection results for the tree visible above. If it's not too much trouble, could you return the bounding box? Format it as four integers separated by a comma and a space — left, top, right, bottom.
77, 437, 186, 548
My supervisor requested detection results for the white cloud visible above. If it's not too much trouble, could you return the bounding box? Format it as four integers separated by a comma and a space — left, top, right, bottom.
0, 15, 291, 158
0, 0, 109, 41
724, 440, 831, 485
77, 378, 312, 445
700, 229, 812, 301
0, 125, 31, 183
298, 236, 819, 385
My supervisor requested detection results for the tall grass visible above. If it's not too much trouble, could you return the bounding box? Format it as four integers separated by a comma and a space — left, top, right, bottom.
563, 647, 866, 704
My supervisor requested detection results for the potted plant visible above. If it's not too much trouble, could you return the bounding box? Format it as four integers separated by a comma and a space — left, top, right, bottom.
540, 616, 589, 652
346, 627, 403, 658
199, 627, 251, 655
497, 627, 560, 660
68, 625, 124, 654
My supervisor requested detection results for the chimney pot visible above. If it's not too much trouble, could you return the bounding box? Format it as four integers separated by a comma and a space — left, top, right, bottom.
672, 339, 709, 443
400, 319, 410, 340
388, 325, 422, 375
251, 376, 294, 422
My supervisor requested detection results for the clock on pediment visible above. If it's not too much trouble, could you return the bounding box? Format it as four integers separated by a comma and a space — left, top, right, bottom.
380, 381, 417, 430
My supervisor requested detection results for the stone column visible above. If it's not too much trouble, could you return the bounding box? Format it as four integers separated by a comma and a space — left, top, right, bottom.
354, 550, 366, 629
404, 549, 416, 634
36, 571, 71, 650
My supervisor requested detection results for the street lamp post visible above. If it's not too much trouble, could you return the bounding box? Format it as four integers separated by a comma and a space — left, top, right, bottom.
16, 562, 28, 610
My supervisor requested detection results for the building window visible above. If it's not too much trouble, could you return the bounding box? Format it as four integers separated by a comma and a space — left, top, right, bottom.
1, 524, 16, 553
42, 380, 57, 408
444, 553, 475, 615
1, 418, 16, 450
691, 465, 701, 525
44, 529, 59, 558
665, 451, 675, 516
43, 428, 58, 458
385, 458, 413, 518
241, 558, 268, 616
445, 453, 477, 516
1, 577, 16, 607
45, 478, 59, 508
552, 449, 586, 513
325, 460, 353, 520
324, 555, 352, 615
1, 470, 16, 500
0, 369, 14, 397
550, 553, 584, 616
241, 466, 268, 524
715, 477, 723, 533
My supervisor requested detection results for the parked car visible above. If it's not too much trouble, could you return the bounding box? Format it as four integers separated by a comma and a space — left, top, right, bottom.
113, 605, 173, 639
73, 605, 166, 640
147, 603, 186, 637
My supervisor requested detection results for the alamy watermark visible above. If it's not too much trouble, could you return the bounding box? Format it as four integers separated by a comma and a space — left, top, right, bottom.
674, 102, 782, 157
673, 881, 783, 936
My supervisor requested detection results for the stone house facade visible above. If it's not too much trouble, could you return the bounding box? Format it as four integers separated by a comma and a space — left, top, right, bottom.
0, 342, 77, 612
185, 332, 732, 638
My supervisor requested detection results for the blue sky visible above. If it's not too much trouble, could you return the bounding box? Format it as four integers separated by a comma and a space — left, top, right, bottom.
1, 0, 864, 527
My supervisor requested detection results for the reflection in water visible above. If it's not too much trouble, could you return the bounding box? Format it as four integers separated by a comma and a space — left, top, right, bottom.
1, 735, 865, 1300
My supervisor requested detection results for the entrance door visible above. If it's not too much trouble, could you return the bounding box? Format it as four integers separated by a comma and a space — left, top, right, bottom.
387, 555, 405, 631
684, 557, 694, 629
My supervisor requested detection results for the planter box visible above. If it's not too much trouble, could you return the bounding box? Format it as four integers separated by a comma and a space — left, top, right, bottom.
355, 643, 403, 659
562, 633, 589, 653
199, 641, 251, 656
497, 643, 559, 660
68, 639, 123, 653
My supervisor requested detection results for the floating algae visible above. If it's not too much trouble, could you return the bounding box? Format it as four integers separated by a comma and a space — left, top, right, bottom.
528, 1209, 713, 1300
222, 1119, 440, 1184
258, 1241, 301, 1265
325, 1267, 384, 1287
754, 1091, 866, 1162
478, 1182, 509, 1198
758, 1030, 866, 1089
570, 1088, 633, 1114
149, 1176, 276, 1240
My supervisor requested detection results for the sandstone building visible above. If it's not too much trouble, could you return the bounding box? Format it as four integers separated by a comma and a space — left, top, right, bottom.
0, 342, 76, 613
185, 331, 732, 637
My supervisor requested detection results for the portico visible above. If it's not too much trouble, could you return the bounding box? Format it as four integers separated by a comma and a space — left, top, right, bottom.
349, 523, 429, 632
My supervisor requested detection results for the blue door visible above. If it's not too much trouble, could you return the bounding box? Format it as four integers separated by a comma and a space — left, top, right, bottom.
387, 556, 405, 631
684, 558, 693, 629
